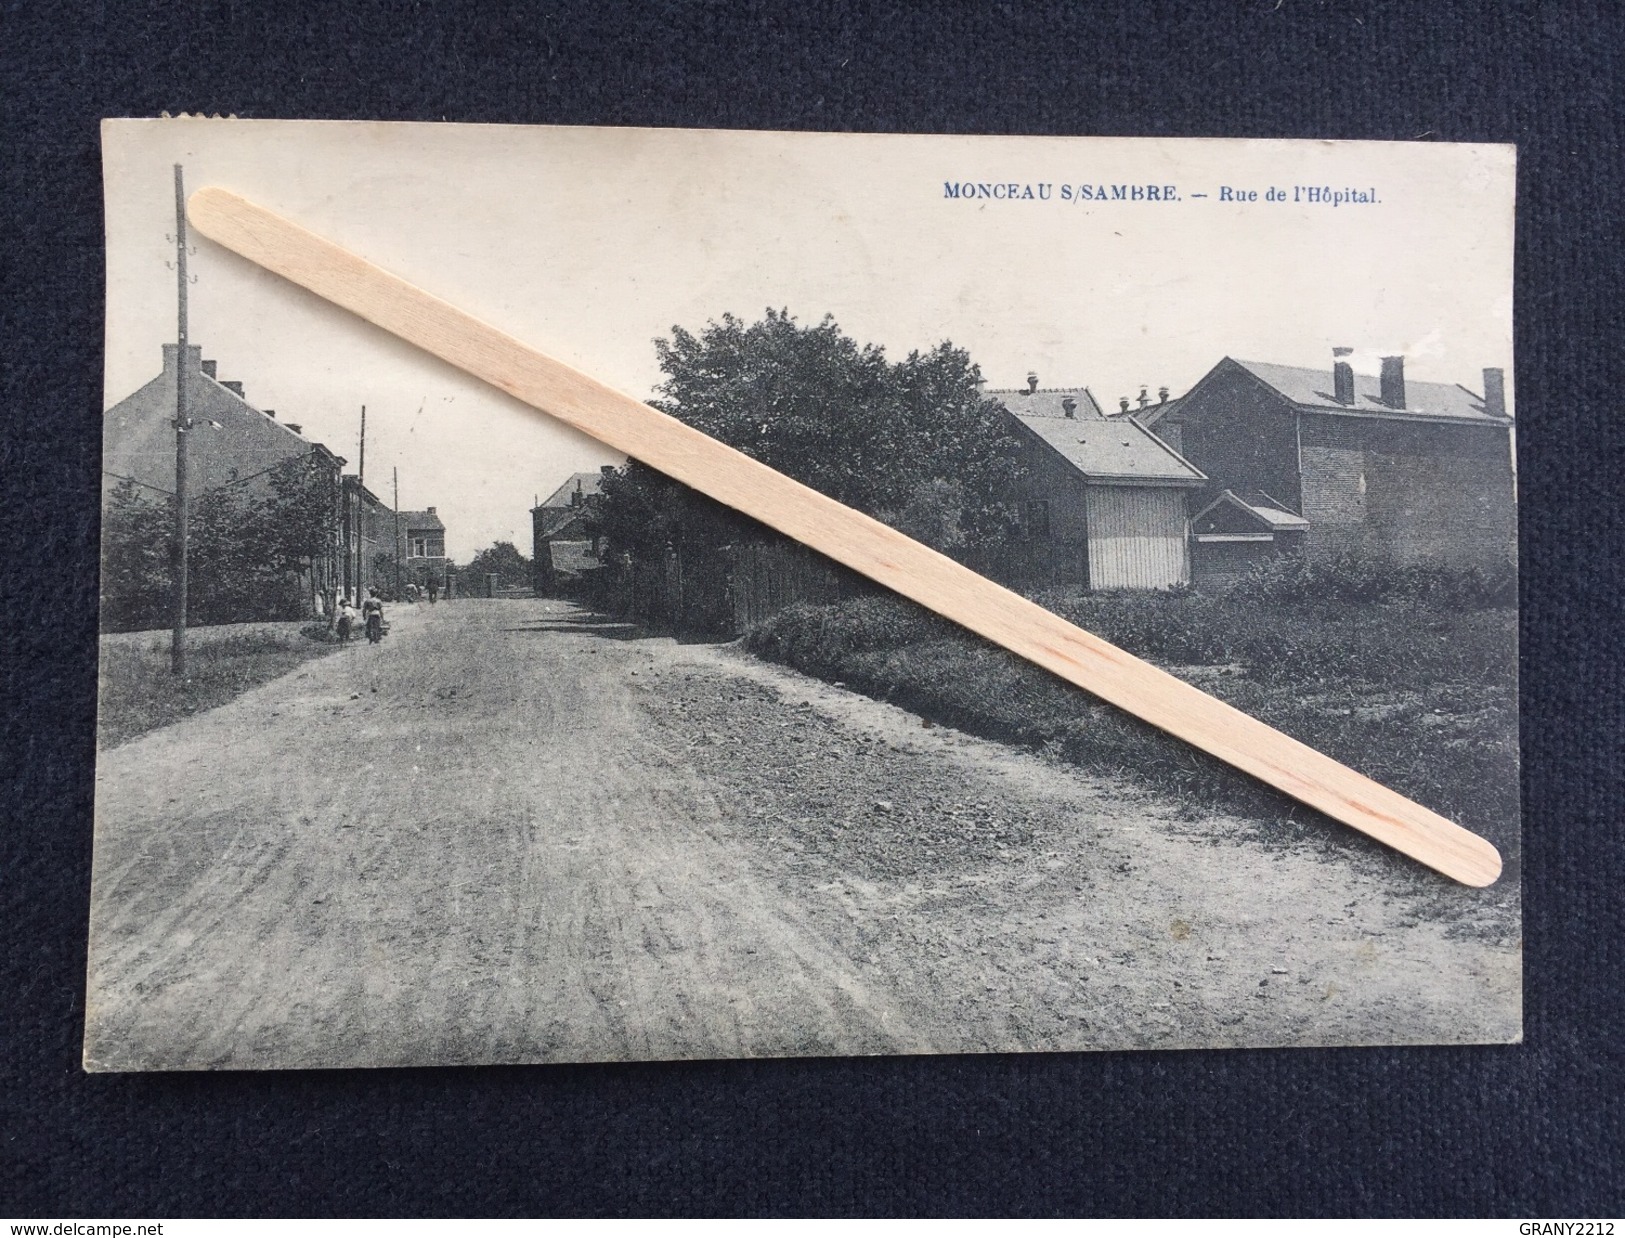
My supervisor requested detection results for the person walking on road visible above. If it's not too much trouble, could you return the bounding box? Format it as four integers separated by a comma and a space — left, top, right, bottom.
336, 597, 357, 643
427, 577, 439, 604
362, 589, 385, 644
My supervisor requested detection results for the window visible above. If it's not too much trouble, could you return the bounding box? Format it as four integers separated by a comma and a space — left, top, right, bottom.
411, 537, 428, 558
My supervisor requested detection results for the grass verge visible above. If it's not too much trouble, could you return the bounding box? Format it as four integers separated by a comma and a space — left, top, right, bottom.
741, 580, 1520, 888
97, 621, 338, 749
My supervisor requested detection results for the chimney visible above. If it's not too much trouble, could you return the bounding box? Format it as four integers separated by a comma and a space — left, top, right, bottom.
600, 464, 615, 476
221, 380, 245, 397
1158, 386, 1169, 404
1026, 371, 1039, 394
161, 343, 202, 374
285, 423, 302, 435
427, 506, 436, 515
1482, 367, 1507, 417
1119, 396, 1131, 413
1379, 355, 1406, 409
1062, 396, 1078, 419
1333, 346, 1355, 405
1137, 385, 1150, 410
202, 359, 217, 379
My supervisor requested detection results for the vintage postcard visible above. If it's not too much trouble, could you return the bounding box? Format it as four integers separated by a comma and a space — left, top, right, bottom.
89, 120, 1519, 1070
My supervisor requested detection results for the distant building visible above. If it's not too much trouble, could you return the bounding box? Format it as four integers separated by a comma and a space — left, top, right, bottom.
340, 477, 393, 601
986, 374, 1206, 590
101, 343, 343, 622
1142, 352, 1516, 573
399, 507, 448, 592
338, 487, 449, 601
531, 468, 612, 594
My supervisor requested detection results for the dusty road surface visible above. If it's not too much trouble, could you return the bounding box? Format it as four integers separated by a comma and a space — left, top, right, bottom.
86, 598, 1520, 1070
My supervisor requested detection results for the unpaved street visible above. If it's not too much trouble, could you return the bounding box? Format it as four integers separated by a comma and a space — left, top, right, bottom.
85, 599, 1519, 1070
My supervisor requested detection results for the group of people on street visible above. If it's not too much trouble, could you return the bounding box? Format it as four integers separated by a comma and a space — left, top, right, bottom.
335, 590, 386, 645
333, 575, 443, 645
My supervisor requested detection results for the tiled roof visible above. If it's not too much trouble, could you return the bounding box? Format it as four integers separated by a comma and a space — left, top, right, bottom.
1010, 410, 1206, 485
538, 471, 607, 509
1231, 359, 1507, 424
1195, 489, 1310, 532
985, 386, 1106, 420
538, 507, 595, 539
398, 509, 445, 532
103, 347, 326, 498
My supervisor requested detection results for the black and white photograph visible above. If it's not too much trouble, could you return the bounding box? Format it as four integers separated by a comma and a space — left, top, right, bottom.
87, 120, 1520, 1071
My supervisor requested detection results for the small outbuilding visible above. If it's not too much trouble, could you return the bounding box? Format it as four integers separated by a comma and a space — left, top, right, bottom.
1189, 488, 1310, 581
987, 375, 1206, 590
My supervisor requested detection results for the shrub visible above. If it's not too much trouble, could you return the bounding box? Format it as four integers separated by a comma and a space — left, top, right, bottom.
742, 596, 953, 668
1231, 551, 1518, 611
738, 584, 1520, 864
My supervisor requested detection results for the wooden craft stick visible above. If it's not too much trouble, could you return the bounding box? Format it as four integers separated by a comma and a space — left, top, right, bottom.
185, 187, 1503, 887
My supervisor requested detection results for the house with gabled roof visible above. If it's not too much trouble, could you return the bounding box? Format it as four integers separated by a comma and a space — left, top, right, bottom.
101, 343, 345, 623
102, 343, 339, 501
986, 374, 1206, 590
1143, 352, 1516, 572
399, 507, 448, 593
531, 467, 613, 592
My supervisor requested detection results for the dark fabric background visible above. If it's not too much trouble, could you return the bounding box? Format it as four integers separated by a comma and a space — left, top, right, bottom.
3, 0, 1621, 1217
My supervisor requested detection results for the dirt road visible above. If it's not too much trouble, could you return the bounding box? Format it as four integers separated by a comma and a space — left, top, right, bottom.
85, 599, 1519, 1070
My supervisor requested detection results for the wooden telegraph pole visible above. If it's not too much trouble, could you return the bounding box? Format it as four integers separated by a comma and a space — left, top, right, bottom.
393, 466, 402, 599
355, 405, 366, 596
170, 163, 192, 676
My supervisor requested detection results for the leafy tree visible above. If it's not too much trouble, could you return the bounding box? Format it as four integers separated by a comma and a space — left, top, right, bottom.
189, 453, 338, 621
100, 480, 173, 632
99, 452, 340, 630
370, 551, 399, 598
595, 310, 1025, 565
458, 541, 531, 589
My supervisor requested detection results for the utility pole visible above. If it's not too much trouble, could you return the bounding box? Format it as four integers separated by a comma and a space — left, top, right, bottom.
170, 163, 192, 676
393, 466, 402, 599
356, 405, 366, 597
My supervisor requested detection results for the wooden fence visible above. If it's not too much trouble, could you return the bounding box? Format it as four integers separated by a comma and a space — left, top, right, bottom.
729, 540, 875, 632
583, 538, 877, 638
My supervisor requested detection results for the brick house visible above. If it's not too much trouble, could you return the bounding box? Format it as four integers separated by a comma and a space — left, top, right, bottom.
338, 486, 449, 601
102, 343, 344, 621
103, 343, 341, 503
1139, 353, 1516, 574
531, 468, 611, 594
399, 507, 448, 592
986, 375, 1206, 590
340, 477, 393, 601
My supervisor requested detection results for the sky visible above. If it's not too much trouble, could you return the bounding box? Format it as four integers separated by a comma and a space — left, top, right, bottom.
104, 121, 1515, 561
